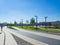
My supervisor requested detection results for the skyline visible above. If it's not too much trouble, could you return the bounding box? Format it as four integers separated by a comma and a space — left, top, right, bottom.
0, 0, 60, 23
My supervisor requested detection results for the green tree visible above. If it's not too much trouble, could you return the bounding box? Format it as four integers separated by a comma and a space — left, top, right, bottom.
7, 22, 13, 27
14, 21, 17, 26
30, 18, 35, 24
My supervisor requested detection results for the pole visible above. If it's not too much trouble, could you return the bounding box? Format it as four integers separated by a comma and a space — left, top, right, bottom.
35, 16, 38, 30
21, 19, 23, 28
45, 17, 47, 29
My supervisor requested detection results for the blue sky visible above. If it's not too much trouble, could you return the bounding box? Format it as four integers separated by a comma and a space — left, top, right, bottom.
0, 0, 60, 23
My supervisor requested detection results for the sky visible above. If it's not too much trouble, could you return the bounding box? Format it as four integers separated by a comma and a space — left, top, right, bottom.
0, 0, 60, 23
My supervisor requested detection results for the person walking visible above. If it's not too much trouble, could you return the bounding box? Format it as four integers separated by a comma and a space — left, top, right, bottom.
0, 24, 3, 34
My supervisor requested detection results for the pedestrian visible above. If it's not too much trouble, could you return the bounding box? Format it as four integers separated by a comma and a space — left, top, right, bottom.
0, 24, 3, 34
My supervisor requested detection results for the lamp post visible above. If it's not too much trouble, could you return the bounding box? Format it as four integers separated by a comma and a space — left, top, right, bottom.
35, 16, 38, 31
45, 16, 47, 29
21, 19, 23, 28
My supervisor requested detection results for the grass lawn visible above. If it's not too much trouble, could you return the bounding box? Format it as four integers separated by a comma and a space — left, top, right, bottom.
14, 26, 60, 33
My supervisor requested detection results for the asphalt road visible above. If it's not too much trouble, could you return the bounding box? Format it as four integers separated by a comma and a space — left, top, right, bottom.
5, 27, 60, 45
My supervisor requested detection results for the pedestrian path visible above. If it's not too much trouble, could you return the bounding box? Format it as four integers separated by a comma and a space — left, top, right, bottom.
13, 27, 60, 40
4, 31, 17, 45
5, 27, 48, 45
0, 32, 4, 45
0, 29, 17, 45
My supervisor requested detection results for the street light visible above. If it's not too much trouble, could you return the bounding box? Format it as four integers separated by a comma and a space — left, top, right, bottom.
35, 16, 38, 31
45, 16, 47, 29
21, 19, 23, 28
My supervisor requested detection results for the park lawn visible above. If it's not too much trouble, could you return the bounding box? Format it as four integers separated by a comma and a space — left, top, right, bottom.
40, 27, 60, 32
15, 26, 60, 33
15, 26, 40, 30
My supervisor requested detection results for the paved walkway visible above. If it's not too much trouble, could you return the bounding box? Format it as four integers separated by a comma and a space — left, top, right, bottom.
5, 27, 49, 45
1, 27, 60, 45
0, 29, 17, 45
0, 27, 48, 45
0, 32, 4, 45
13, 27, 60, 40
